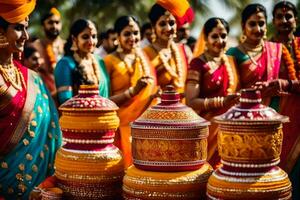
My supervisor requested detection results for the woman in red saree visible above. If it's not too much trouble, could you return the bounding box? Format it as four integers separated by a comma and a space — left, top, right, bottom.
0, 1, 61, 199
186, 18, 240, 168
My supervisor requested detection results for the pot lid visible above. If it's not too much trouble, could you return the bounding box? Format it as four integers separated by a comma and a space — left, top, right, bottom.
214, 89, 289, 124
59, 85, 118, 112
132, 85, 210, 129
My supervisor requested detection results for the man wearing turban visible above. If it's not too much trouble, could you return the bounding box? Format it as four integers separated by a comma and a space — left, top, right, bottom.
31, 7, 65, 101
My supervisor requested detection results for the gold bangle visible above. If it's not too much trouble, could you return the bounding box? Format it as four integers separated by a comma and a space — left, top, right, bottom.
129, 87, 134, 97
204, 98, 209, 110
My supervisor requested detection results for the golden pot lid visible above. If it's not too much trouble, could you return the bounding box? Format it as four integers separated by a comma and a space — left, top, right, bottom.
132, 85, 210, 130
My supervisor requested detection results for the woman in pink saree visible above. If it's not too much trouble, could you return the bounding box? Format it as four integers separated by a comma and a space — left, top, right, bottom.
186, 18, 240, 168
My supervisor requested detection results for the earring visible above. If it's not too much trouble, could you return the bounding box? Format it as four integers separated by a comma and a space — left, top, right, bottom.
70, 41, 78, 51
0, 33, 9, 48
263, 31, 267, 40
116, 44, 123, 53
151, 32, 156, 43
240, 32, 247, 43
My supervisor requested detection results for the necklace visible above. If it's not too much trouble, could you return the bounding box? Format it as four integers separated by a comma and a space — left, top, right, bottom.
153, 42, 184, 88
118, 48, 151, 85
73, 52, 101, 85
0, 63, 26, 91
203, 51, 235, 94
240, 41, 264, 66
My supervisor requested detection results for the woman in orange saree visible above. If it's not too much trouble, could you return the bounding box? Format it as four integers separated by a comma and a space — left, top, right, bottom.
143, 3, 188, 95
186, 18, 240, 168
104, 16, 157, 168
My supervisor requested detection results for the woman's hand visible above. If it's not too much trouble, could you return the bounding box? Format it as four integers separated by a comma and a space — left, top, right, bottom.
29, 188, 42, 200
132, 76, 153, 96
254, 79, 289, 97
224, 93, 240, 107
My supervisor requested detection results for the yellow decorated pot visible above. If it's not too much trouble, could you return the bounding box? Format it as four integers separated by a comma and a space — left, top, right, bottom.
123, 164, 213, 200
54, 85, 124, 199
207, 89, 291, 199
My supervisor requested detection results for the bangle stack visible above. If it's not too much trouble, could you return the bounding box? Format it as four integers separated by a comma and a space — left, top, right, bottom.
204, 97, 224, 110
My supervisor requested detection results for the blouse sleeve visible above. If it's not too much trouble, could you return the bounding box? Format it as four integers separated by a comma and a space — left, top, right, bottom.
54, 57, 75, 105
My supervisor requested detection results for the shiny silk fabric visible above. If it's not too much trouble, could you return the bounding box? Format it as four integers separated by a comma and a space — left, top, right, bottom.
54, 55, 110, 105
0, 61, 61, 199
143, 43, 188, 94
227, 41, 282, 89
188, 56, 239, 167
103, 53, 157, 168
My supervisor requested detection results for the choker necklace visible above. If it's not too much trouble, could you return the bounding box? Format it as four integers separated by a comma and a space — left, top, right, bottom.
240, 41, 264, 66
0, 63, 26, 91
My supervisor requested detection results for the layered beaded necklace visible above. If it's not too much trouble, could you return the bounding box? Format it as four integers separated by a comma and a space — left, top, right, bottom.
0, 63, 26, 91
203, 51, 235, 94
118, 48, 150, 76
153, 41, 184, 88
73, 52, 101, 84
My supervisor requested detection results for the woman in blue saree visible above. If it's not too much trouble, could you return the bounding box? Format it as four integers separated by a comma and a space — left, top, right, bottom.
55, 19, 110, 105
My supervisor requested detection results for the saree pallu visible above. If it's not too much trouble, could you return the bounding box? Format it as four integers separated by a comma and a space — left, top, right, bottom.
143, 43, 188, 94
54, 55, 110, 105
0, 62, 62, 199
188, 56, 239, 168
104, 53, 157, 168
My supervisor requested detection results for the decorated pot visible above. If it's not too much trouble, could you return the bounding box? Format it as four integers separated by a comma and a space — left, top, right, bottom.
54, 85, 124, 200
123, 164, 212, 200
131, 85, 210, 171
207, 89, 292, 200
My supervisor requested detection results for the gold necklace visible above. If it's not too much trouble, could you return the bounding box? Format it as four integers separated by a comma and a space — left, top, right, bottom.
240, 42, 264, 66
0, 63, 26, 91
155, 42, 184, 88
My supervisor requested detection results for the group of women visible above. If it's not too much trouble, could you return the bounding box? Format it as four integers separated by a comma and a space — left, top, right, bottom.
1, 0, 300, 199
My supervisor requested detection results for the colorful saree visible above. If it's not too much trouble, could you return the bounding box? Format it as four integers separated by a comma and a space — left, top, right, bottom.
227, 41, 282, 109
54, 55, 110, 105
187, 56, 239, 167
276, 37, 300, 199
143, 43, 188, 94
104, 52, 157, 168
0, 61, 61, 199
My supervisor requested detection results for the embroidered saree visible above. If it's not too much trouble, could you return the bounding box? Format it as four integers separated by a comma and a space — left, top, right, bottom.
187, 56, 239, 167
0, 61, 61, 199
104, 52, 157, 168
54, 55, 110, 105
227, 41, 282, 109
143, 43, 188, 94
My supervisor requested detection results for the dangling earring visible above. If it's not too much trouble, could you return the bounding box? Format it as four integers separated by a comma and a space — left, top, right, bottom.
240, 32, 247, 43
115, 40, 123, 53
263, 31, 267, 40
0, 33, 9, 48
70, 41, 78, 51
151, 28, 156, 43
